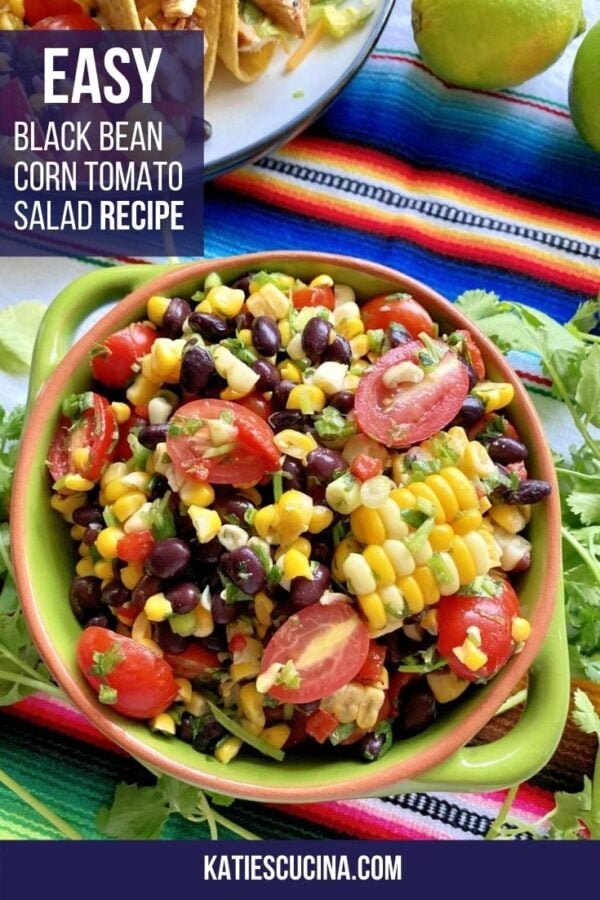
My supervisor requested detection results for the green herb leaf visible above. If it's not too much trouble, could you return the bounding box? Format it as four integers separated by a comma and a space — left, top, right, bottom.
0, 302, 45, 374
575, 344, 600, 428
207, 702, 285, 762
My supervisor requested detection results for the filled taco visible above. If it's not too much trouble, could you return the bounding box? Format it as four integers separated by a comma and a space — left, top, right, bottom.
98, 0, 221, 94
218, 1, 310, 83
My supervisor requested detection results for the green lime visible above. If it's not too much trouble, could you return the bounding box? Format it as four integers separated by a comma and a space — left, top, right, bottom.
412, 0, 586, 90
569, 20, 600, 152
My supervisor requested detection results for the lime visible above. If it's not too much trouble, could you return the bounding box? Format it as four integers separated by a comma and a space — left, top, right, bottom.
412, 0, 586, 90
569, 20, 600, 152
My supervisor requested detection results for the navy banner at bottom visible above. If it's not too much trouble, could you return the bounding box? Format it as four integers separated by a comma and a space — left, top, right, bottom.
0, 839, 590, 899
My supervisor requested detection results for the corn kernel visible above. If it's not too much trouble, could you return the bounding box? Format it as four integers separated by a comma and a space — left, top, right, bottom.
255, 591, 275, 627
336, 317, 364, 340
261, 724, 290, 750
78, 542, 91, 559
185, 692, 209, 717
63, 474, 95, 492
195, 299, 212, 314
489, 504, 528, 534
126, 373, 160, 407
147, 295, 170, 326
453, 509, 483, 535
282, 548, 313, 581
193, 605, 214, 638
349, 334, 370, 358
93, 560, 114, 581
230, 660, 262, 682
286, 384, 326, 414
149, 713, 176, 735
175, 678, 193, 705
390, 487, 417, 510
278, 360, 302, 383
110, 402, 131, 425
254, 505, 276, 541
206, 285, 245, 318
180, 480, 215, 507
70, 524, 86, 541
239, 682, 266, 730
332, 536, 362, 582
440, 467, 478, 510
461, 441, 496, 478
150, 338, 182, 383
309, 274, 334, 288
120, 563, 143, 590
350, 507, 385, 545
96, 526, 125, 560
472, 381, 515, 413
113, 491, 147, 523
188, 506, 221, 543
273, 429, 317, 460
215, 736, 243, 764
363, 545, 396, 588
511, 616, 531, 643
397, 575, 424, 614
343, 553, 377, 595
449, 536, 478, 585
429, 524, 454, 551
144, 593, 173, 622
453, 641, 488, 673
308, 505, 334, 534
278, 319, 292, 348
413, 565, 441, 606
358, 593, 388, 632
50, 492, 87, 522
75, 557, 96, 577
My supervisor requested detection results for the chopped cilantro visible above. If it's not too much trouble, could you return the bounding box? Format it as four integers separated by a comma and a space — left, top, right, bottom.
61, 392, 94, 420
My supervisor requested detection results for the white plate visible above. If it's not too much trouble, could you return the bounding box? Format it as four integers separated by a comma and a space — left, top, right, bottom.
203, 1, 396, 179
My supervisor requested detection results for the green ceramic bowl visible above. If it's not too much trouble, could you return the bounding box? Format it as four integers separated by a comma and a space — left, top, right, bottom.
12, 253, 569, 803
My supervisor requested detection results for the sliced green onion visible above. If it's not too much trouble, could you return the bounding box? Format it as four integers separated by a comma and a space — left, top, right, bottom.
202, 442, 237, 460
329, 722, 356, 746
207, 702, 285, 762
404, 517, 435, 554
427, 552, 455, 587
273, 471, 284, 503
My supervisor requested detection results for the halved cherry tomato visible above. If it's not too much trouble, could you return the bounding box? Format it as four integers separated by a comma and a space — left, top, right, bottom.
355, 341, 469, 448
355, 640, 386, 684
25, 0, 80, 24
33, 13, 101, 29
260, 602, 370, 704
305, 709, 339, 744
116, 530, 155, 563
437, 578, 521, 682
48, 392, 118, 484
291, 286, 335, 311
452, 329, 486, 381
166, 399, 280, 486
350, 453, 383, 482
77, 627, 178, 719
90, 323, 157, 389
113, 411, 148, 462
360, 293, 435, 338
236, 392, 273, 422
163, 643, 221, 680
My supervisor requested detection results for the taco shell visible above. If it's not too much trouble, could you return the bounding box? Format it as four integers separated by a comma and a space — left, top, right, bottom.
96, 0, 141, 29
218, 0, 278, 83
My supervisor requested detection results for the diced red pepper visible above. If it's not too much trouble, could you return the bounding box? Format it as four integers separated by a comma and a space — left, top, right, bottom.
228, 633, 247, 654
355, 640, 386, 684
305, 709, 339, 744
350, 453, 384, 482
116, 530, 155, 563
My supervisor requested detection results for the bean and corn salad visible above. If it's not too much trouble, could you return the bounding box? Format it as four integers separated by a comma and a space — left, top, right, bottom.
48, 270, 552, 765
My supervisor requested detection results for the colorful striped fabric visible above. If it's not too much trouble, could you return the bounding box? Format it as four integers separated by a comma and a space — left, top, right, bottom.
1, 4, 599, 841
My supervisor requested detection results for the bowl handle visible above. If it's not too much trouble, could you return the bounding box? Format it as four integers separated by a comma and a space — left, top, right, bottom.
383, 585, 569, 795
28, 263, 179, 404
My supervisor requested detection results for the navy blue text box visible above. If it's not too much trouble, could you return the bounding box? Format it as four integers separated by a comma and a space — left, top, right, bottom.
0, 30, 204, 258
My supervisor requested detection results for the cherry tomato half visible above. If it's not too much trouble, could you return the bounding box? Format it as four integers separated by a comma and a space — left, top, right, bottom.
452, 329, 486, 381
25, 0, 80, 24
360, 293, 435, 338
113, 411, 148, 462
291, 286, 335, 311
236, 391, 273, 422
48, 392, 118, 484
260, 602, 370, 704
354, 340, 469, 448
166, 399, 280, 486
437, 578, 521, 682
33, 13, 101, 29
77, 627, 178, 719
163, 643, 221, 680
90, 323, 157, 389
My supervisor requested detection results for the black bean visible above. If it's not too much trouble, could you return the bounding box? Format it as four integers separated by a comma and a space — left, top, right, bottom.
132, 574, 162, 606
84, 614, 113, 629
165, 581, 200, 614
504, 479, 552, 505
311, 541, 332, 565
234, 311, 253, 334
83, 523, 103, 545
192, 717, 226, 754
202, 373, 228, 399
187, 312, 229, 343
231, 274, 256, 297
162, 298, 191, 339
138, 423, 168, 449
203, 119, 212, 141
302, 317, 332, 362
329, 390, 355, 413
272, 379, 295, 410
223, 496, 253, 524
252, 316, 281, 357
290, 563, 331, 608
178, 712, 195, 744
450, 395, 486, 428
155, 622, 190, 655
387, 324, 412, 348
487, 437, 529, 464
305, 448, 347, 483
297, 700, 320, 715
69, 576, 103, 622
220, 546, 266, 595
148, 538, 191, 578
251, 359, 281, 392
148, 474, 169, 500
323, 335, 351, 365
282, 456, 305, 492
306, 482, 327, 504
463, 360, 479, 391
397, 680, 437, 737
72, 505, 104, 527
100, 580, 130, 608
191, 537, 224, 565
181, 345, 214, 394
268, 410, 310, 433
199, 631, 227, 652
359, 731, 388, 761
211, 593, 237, 625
